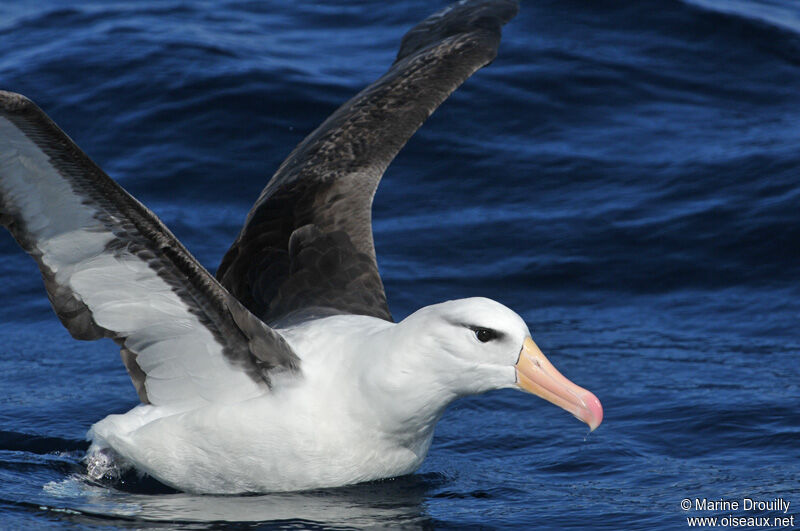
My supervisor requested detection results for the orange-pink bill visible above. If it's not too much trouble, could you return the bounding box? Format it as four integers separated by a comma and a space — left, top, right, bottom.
515, 337, 603, 431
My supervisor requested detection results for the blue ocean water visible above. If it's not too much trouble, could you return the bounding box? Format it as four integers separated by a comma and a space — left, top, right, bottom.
0, 0, 798, 528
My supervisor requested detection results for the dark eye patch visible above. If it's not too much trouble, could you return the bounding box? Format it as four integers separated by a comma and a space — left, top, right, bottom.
467, 326, 501, 343
475, 328, 496, 342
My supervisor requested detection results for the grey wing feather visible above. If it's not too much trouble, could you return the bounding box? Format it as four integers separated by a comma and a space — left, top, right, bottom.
0, 91, 299, 405
217, 0, 519, 325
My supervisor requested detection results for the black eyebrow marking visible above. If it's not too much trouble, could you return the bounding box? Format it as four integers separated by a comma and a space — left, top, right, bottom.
463, 324, 505, 342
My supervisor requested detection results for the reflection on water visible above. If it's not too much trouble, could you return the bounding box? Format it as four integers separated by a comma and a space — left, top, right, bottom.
42, 472, 443, 527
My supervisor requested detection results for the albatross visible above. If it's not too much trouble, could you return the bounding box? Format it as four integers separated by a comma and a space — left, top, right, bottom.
0, 0, 602, 494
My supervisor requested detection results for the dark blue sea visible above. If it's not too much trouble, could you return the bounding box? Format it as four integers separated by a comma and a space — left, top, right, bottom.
1, 0, 798, 529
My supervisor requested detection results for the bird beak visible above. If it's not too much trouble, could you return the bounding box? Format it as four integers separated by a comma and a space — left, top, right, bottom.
515, 337, 603, 431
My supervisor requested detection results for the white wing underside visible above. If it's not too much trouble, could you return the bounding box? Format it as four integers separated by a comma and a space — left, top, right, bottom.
0, 114, 269, 406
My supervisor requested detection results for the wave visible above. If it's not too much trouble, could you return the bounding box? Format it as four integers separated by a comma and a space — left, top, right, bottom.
682, 0, 800, 36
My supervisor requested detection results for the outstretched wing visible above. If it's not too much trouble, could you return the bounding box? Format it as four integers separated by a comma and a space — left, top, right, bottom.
0, 91, 299, 406
217, 0, 519, 325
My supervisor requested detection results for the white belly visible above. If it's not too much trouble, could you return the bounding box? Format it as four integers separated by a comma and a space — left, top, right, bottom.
89, 390, 432, 494
87, 314, 442, 494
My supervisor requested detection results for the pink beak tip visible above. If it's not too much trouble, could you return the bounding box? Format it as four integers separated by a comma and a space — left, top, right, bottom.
583, 391, 604, 431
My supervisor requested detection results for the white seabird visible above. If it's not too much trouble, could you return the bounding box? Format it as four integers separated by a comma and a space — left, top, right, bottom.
0, 0, 602, 494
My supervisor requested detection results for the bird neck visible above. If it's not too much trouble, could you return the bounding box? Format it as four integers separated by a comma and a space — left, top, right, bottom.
356, 325, 460, 447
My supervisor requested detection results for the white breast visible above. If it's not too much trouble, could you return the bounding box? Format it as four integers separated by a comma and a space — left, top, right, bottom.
88, 315, 432, 493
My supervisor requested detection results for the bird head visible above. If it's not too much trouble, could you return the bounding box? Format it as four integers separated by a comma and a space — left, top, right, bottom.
395, 297, 602, 431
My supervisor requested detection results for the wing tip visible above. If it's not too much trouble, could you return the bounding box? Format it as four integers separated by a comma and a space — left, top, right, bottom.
396, 0, 520, 63
0, 91, 35, 114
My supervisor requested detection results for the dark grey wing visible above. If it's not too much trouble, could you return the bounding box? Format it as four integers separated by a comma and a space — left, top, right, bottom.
0, 91, 299, 406
217, 0, 519, 325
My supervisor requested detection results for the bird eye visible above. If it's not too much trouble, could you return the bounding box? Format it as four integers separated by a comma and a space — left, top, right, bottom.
475, 328, 497, 343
